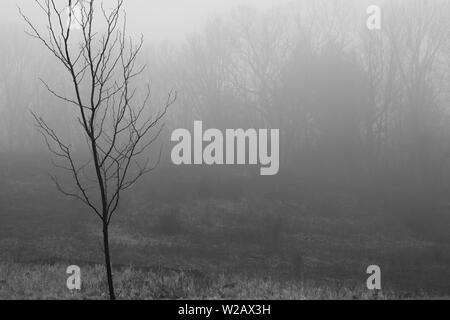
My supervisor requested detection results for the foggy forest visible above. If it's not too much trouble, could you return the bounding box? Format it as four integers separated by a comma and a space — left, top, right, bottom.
0, 0, 450, 300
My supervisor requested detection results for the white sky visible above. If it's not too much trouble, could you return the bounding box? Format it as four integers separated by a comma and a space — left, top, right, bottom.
125, 0, 291, 42
5, 0, 291, 42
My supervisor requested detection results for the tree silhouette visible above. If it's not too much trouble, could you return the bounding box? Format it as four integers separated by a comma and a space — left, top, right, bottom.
20, 0, 176, 299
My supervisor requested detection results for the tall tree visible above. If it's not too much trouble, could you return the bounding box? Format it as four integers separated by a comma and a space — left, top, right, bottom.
20, 0, 176, 299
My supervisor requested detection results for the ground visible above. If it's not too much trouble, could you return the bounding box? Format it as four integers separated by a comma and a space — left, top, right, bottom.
0, 262, 396, 300
1, 166, 450, 299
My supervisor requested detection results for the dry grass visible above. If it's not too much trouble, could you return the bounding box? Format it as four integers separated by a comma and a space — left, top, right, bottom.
0, 262, 402, 300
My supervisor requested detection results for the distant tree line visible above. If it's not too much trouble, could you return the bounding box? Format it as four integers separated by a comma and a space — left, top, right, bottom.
0, 0, 449, 204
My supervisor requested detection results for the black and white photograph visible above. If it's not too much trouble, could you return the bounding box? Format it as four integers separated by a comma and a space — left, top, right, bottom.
0, 0, 450, 306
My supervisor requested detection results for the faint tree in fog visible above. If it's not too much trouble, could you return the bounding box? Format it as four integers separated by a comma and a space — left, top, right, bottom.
20, 0, 176, 300
181, 18, 236, 126
230, 6, 293, 126
384, 0, 449, 188
0, 26, 39, 152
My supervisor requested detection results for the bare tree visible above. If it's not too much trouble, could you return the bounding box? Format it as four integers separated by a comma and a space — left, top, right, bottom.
20, 0, 176, 300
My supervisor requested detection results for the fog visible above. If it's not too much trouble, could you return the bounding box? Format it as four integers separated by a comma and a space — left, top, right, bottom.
0, 0, 450, 299
5, 0, 292, 42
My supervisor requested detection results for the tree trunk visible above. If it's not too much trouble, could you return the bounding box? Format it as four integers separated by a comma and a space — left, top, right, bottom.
102, 224, 116, 300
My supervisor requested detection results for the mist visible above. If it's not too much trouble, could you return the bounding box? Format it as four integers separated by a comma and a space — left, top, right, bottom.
0, 0, 450, 300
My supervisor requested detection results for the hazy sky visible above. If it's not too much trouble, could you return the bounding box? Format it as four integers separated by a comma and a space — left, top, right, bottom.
5, 0, 291, 42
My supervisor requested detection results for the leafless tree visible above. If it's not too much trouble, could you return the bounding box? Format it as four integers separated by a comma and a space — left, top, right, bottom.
20, 0, 176, 299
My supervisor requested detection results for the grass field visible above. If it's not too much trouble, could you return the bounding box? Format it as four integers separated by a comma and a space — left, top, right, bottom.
0, 261, 400, 300
1, 165, 450, 299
